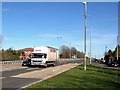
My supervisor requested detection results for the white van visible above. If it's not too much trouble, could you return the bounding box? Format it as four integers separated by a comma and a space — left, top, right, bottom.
30, 46, 58, 67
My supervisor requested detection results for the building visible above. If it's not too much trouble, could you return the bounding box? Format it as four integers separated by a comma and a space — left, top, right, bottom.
20, 48, 34, 60
22, 48, 34, 56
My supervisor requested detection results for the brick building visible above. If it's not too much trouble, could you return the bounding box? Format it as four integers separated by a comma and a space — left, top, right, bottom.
22, 48, 34, 56
20, 48, 34, 60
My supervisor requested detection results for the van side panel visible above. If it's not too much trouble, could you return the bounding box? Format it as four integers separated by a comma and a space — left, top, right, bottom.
48, 48, 58, 61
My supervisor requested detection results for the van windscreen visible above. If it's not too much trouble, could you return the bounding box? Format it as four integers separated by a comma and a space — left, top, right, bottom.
32, 53, 47, 58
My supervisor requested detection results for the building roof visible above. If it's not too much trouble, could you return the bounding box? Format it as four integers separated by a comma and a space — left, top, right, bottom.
22, 48, 34, 51
46, 46, 58, 50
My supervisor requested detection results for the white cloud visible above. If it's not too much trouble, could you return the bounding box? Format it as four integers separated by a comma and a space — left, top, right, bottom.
70, 32, 117, 58
4, 37, 11, 41
92, 33, 117, 46
2, 8, 10, 12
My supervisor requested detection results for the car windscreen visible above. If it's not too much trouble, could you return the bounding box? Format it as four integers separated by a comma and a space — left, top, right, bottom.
23, 59, 28, 62
32, 53, 47, 58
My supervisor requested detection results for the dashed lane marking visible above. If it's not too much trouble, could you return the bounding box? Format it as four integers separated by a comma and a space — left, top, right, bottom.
0, 77, 5, 79
52, 68, 59, 71
26, 68, 41, 71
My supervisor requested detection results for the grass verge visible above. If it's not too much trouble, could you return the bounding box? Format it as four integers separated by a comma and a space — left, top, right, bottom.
27, 64, 120, 89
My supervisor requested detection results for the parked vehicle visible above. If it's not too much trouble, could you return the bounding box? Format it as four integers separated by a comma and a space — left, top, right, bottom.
108, 59, 119, 67
111, 61, 119, 67
30, 46, 58, 67
94, 58, 101, 63
22, 59, 31, 66
100, 58, 105, 64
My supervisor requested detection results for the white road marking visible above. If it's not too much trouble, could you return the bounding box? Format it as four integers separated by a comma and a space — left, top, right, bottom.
0, 77, 5, 79
26, 68, 39, 71
53, 68, 59, 71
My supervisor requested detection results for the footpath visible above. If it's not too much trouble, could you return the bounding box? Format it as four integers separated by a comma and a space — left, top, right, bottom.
10, 63, 81, 89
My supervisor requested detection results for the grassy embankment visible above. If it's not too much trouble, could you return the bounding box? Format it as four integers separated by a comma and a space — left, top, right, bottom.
28, 60, 120, 89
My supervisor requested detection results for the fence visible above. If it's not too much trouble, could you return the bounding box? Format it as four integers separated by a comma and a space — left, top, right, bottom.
0, 60, 22, 65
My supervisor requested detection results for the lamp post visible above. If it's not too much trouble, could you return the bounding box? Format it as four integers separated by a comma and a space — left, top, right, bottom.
85, 15, 92, 65
83, 0, 87, 70
88, 15, 92, 65
57, 37, 62, 59
70, 43, 72, 59
74, 44, 80, 59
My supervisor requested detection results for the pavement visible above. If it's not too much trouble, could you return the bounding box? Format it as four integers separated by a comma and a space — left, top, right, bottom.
1, 64, 28, 72
1, 61, 25, 72
1, 59, 82, 90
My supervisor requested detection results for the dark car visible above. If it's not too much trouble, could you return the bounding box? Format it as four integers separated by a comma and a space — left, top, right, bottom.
108, 60, 119, 67
22, 59, 31, 66
100, 58, 105, 64
112, 61, 119, 67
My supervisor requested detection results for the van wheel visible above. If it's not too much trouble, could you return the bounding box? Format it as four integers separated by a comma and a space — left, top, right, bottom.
52, 62, 56, 66
28, 64, 31, 67
44, 63, 47, 68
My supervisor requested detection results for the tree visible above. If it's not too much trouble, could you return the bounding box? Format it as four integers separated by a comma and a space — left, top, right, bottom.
77, 51, 84, 58
1, 48, 23, 61
104, 46, 120, 64
71, 47, 77, 58
59, 45, 84, 59
59, 45, 70, 58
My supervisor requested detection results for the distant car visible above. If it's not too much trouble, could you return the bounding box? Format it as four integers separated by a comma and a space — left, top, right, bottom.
95, 59, 99, 62
22, 59, 31, 66
108, 60, 119, 67
112, 61, 119, 67
100, 58, 105, 64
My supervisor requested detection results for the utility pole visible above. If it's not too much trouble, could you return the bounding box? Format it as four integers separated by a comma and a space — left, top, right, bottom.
76, 49, 77, 59
83, 0, 87, 70
105, 46, 107, 55
90, 15, 92, 65
70, 43, 72, 59
57, 37, 62, 59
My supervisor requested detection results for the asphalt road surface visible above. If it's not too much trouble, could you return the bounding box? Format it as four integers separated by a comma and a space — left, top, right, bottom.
1, 59, 82, 90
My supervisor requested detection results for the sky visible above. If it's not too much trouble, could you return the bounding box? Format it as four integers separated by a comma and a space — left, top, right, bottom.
118, 1, 120, 44
2, 2, 118, 58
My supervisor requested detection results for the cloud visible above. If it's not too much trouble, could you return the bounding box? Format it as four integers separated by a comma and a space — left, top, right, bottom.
4, 37, 11, 41
92, 33, 117, 46
70, 33, 116, 47
70, 32, 117, 57
2, 8, 10, 12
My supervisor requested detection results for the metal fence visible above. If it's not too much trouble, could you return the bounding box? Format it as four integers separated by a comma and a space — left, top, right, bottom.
0, 61, 22, 65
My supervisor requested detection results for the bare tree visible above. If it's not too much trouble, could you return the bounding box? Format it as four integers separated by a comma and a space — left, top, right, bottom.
71, 47, 77, 58
59, 45, 70, 58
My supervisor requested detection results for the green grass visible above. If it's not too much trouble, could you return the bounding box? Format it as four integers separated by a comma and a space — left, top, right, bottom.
28, 64, 120, 89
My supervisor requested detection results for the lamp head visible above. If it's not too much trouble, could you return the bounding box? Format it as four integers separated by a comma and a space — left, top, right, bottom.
83, 1, 86, 5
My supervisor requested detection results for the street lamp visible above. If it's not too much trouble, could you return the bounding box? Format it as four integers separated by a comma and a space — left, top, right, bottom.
69, 43, 72, 59
88, 15, 92, 65
74, 44, 80, 59
57, 37, 62, 59
83, 0, 87, 70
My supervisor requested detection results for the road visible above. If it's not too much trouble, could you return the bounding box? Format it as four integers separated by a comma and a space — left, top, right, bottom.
92, 61, 120, 70
1, 59, 82, 90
